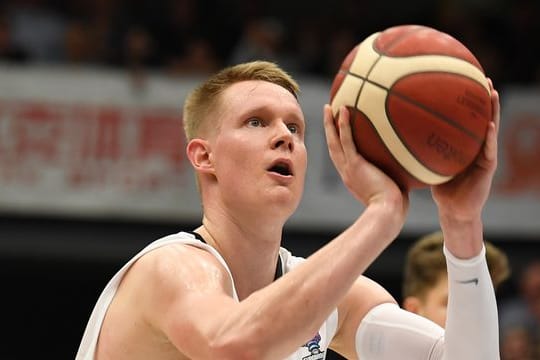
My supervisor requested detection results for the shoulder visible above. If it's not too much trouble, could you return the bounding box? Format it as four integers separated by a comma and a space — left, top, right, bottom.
98, 235, 237, 357
110, 236, 235, 325
116, 238, 235, 330
131, 240, 235, 300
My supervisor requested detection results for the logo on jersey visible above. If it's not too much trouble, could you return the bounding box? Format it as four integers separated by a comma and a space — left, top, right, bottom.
302, 332, 325, 360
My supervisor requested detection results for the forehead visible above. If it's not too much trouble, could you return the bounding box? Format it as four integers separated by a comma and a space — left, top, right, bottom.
219, 80, 303, 120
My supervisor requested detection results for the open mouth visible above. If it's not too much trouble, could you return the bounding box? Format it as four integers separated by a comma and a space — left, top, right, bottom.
268, 161, 292, 176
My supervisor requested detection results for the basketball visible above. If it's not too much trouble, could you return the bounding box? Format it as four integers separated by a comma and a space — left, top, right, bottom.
329, 24, 492, 190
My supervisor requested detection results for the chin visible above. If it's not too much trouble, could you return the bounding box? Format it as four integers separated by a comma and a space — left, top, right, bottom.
265, 192, 300, 216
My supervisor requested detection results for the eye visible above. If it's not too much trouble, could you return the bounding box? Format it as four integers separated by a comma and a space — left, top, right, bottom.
287, 123, 299, 134
247, 118, 263, 127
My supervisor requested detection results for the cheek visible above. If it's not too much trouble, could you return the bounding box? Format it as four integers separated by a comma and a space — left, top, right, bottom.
436, 307, 448, 328
214, 137, 260, 179
217, 154, 251, 181
431, 299, 448, 327
421, 304, 447, 328
296, 144, 308, 176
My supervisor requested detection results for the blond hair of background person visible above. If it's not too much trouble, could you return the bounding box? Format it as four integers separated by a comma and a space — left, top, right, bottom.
402, 230, 510, 327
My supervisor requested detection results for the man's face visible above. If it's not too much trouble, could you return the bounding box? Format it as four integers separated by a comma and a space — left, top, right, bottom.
404, 274, 449, 328
207, 80, 307, 221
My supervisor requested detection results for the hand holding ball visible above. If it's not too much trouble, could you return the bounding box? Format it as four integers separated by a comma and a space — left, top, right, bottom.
330, 25, 492, 190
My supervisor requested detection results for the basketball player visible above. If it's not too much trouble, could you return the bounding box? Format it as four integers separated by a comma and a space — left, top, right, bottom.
77, 61, 501, 359
402, 230, 510, 327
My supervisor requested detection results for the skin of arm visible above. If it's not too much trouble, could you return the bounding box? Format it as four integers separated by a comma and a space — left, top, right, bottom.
327, 80, 501, 359
433, 79, 499, 258
116, 83, 499, 360
126, 104, 408, 360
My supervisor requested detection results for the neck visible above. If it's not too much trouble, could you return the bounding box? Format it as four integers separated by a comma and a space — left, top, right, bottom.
195, 213, 283, 300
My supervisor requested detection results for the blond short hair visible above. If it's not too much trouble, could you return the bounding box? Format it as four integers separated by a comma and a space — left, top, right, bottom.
182, 61, 300, 140
403, 230, 511, 299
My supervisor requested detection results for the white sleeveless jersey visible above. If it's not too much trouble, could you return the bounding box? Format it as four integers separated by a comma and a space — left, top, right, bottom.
76, 231, 339, 360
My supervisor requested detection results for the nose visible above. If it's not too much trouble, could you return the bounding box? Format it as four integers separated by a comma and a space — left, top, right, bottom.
271, 122, 294, 152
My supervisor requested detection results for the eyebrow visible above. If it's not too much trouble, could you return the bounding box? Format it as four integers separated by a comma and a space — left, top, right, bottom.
238, 104, 304, 124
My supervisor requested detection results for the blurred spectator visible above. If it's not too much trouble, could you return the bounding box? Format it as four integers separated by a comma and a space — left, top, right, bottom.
105, 0, 165, 69
61, 0, 117, 65
499, 0, 540, 85
402, 230, 510, 328
0, 0, 538, 86
122, 25, 158, 92
323, 27, 357, 77
0, 14, 27, 62
499, 259, 540, 359
122, 25, 159, 69
434, 2, 506, 86
7, 0, 67, 63
229, 17, 296, 71
291, 18, 326, 75
501, 326, 537, 360
157, 0, 221, 75
156, 0, 200, 67
165, 37, 220, 76
63, 20, 97, 64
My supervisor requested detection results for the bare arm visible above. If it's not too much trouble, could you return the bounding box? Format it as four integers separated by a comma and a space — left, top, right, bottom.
433, 79, 501, 359
326, 80, 502, 360
128, 105, 408, 359
433, 79, 500, 257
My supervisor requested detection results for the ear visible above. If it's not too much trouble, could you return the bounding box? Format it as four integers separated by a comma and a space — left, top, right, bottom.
186, 138, 214, 175
402, 296, 422, 314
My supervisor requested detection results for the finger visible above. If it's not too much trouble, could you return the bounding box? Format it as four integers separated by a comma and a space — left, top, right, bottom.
486, 77, 500, 132
483, 121, 498, 164
491, 86, 500, 135
323, 104, 344, 163
336, 106, 358, 159
487, 77, 493, 91
479, 77, 499, 166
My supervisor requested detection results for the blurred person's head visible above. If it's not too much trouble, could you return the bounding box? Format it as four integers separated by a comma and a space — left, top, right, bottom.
519, 260, 540, 321
123, 26, 155, 67
64, 21, 95, 63
166, 38, 219, 76
501, 326, 536, 360
0, 15, 27, 62
229, 17, 286, 64
402, 230, 510, 327
0, 17, 9, 50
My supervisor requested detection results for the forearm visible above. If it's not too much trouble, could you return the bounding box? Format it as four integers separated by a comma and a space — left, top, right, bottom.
443, 244, 500, 359
221, 202, 403, 358
439, 214, 484, 259
354, 244, 499, 360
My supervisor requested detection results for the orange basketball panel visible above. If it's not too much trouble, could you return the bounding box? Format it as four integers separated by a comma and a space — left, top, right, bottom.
349, 107, 426, 190
390, 72, 491, 141
386, 94, 484, 176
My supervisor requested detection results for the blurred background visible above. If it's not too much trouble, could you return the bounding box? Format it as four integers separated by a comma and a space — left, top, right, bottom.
1, 0, 539, 358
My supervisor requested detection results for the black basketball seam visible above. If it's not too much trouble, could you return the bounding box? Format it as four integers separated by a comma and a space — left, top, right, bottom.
384, 87, 476, 177
385, 70, 483, 175
344, 70, 478, 177
340, 26, 483, 183
366, 25, 485, 144
388, 74, 485, 144
345, 27, 426, 119
363, 23, 436, 182
343, 70, 485, 144
350, 108, 432, 187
